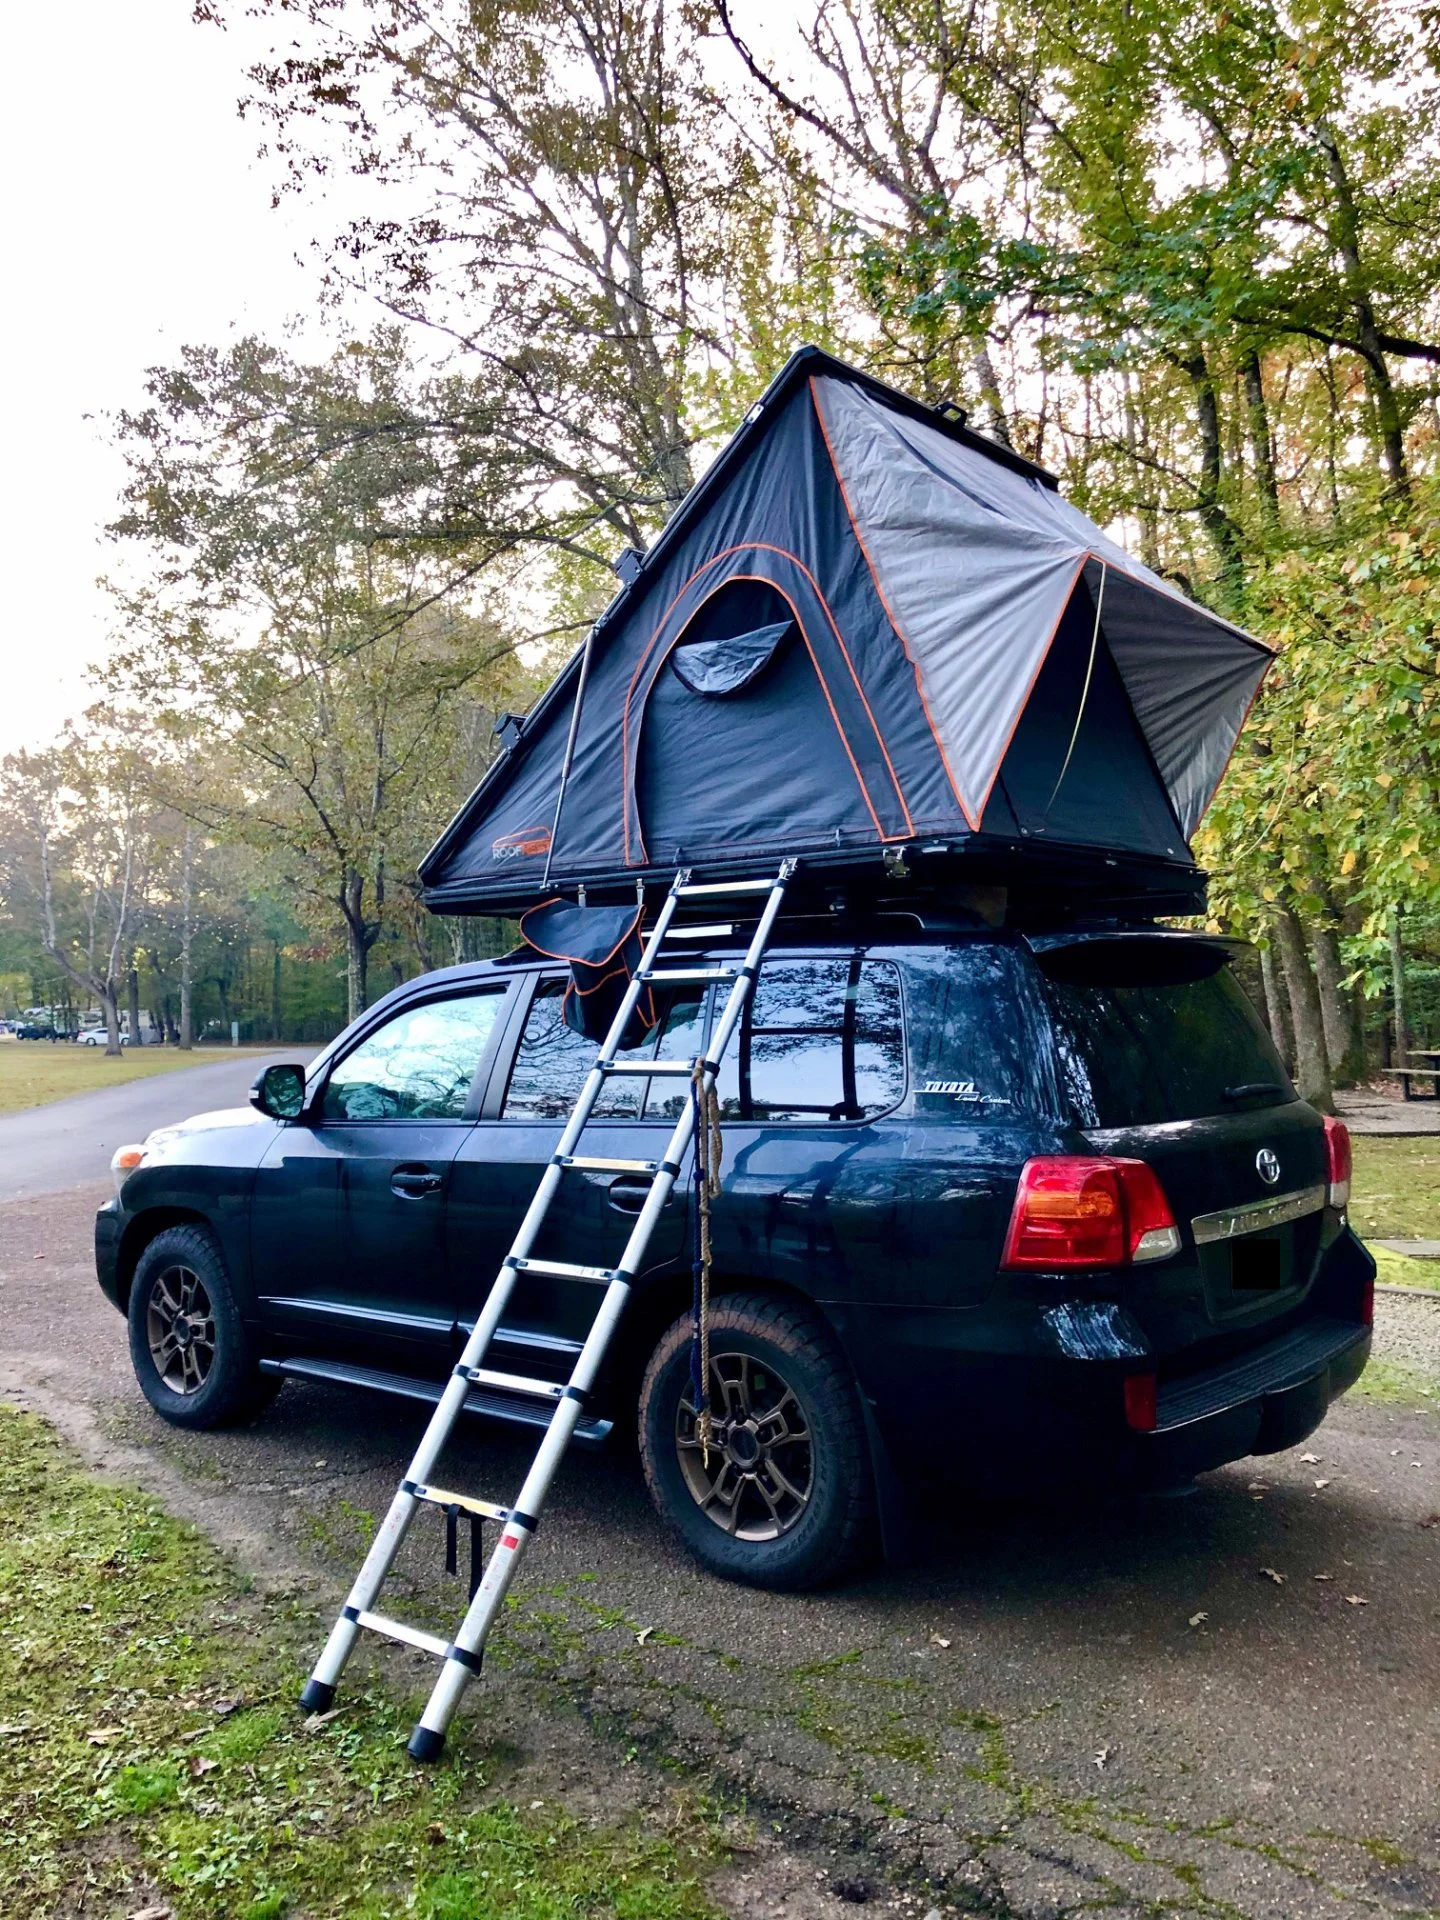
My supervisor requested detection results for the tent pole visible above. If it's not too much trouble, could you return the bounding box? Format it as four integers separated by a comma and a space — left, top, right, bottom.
542, 626, 597, 890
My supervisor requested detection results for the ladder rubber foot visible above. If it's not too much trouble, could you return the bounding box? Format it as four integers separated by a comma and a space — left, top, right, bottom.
299, 1677, 335, 1715
407, 1724, 447, 1764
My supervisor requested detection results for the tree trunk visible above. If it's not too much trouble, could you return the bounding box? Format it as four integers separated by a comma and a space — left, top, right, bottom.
1241, 349, 1280, 524
179, 826, 195, 1050
971, 343, 1013, 447
1315, 123, 1409, 499
1390, 910, 1410, 1063
1274, 908, 1334, 1112
1259, 936, 1294, 1071
1179, 348, 1246, 606
1310, 924, 1364, 1086
102, 986, 122, 1057
272, 940, 283, 1043
345, 919, 368, 1025
127, 966, 142, 1049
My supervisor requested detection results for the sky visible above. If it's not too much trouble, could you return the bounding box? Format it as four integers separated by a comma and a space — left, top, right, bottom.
0, 2, 330, 757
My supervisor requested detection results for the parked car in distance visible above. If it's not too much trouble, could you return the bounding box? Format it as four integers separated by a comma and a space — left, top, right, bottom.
77, 1027, 129, 1046
95, 920, 1373, 1590
15, 1021, 59, 1040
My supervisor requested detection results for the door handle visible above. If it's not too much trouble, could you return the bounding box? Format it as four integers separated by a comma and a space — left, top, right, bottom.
391, 1166, 443, 1197
608, 1175, 655, 1214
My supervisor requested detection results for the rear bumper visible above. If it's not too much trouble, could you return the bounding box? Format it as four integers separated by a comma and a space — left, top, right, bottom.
832, 1227, 1375, 1493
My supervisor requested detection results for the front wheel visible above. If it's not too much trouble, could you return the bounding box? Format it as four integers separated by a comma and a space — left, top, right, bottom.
638, 1293, 875, 1590
127, 1224, 280, 1430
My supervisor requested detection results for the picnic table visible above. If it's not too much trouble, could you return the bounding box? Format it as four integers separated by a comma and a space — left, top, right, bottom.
1385, 1047, 1440, 1100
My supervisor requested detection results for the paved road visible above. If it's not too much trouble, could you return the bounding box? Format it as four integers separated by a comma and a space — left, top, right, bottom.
0, 1081, 1436, 1918
0, 1050, 316, 1202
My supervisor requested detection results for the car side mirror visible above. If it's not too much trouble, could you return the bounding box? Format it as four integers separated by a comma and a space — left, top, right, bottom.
250, 1062, 308, 1121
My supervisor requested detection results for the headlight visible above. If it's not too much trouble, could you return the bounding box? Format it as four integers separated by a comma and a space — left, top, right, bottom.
110, 1144, 146, 1196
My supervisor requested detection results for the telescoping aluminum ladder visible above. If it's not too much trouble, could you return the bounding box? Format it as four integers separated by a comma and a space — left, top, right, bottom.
300, 859, 798, 1760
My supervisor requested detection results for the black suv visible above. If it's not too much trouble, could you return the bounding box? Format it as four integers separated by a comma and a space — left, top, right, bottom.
96, 924, 1373, 1589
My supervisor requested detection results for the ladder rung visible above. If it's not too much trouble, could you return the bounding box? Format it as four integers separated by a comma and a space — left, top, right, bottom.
460, 1366, 564, 1401
356, 1611, 450, 1660
641, 967, 737, 983
598, 1058, 692, 1077
510, 1256, 619, 1283
663, 923, 734, 939
410, 1484, 510, 1522
556, 1154, 662, 1174
676, 877, 776, 897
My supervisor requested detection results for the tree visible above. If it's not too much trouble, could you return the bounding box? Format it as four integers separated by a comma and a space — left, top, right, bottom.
108, 338, 537, 1020
0, 727, 154, 1054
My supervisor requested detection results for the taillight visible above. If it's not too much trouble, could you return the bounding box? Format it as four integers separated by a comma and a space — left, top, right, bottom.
1323, 1114, 1351, 1210
1000, 1157, 1181, 1270
1123, 1372, 1158, 1431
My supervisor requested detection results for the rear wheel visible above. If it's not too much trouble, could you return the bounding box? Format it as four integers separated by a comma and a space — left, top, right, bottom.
638, 1293, 874, 1590
127, 1225, 280, 1430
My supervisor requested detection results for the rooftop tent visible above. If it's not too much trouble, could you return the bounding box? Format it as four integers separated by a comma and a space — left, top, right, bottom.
420, 347, 1271, 917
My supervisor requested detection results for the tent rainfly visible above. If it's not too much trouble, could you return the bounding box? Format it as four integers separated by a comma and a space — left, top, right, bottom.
420, 347, 1272, 918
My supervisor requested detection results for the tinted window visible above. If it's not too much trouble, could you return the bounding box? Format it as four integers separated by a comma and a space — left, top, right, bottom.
503, 980, 705, 1121
715, 957, 905, 1123
903, 943, 1049, 1120
1041, 943, 1294, 1128
323, 993, 502, 1121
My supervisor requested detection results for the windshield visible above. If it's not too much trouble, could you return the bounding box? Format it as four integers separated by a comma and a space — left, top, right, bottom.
1039, 939, 1295, 1128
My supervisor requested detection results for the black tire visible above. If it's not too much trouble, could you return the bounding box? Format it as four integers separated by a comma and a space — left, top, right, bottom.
638, 1292, 875, 1590
127, 1224, 280, 1430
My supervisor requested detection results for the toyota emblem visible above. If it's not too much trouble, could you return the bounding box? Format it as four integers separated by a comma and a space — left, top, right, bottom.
1255, 1147, 1281, 1186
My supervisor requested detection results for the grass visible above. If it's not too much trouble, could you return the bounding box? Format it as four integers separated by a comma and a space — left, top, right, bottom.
1371, 1246, 1440, 1293
0, 1041, 281, 1115
0, 1405, 723, 1920
1349, 1135, 1440, 1246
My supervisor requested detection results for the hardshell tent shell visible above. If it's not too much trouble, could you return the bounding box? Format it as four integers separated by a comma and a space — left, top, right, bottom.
421, 348, 1270, 917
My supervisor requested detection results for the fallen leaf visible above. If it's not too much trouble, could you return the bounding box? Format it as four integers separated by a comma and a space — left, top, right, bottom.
1247, 1480, 1269, 1493
427, 1821, 446, 1845
303, 1708, 343, 1732
314, 1459, 328, 1469
1188, 1611, 1208, 1628
1313, 1479, 1331, 1490
1260, 1567, 1286, 1585
1344, 1595, 1369, 1607
187, 1755, 218, 1778
635, 1626, 654, 1646
1419, 1515, 1439, 1530
0, 1724, 30, 1737
212, 1699, 242, 1717
1094, 1746, 1113, 1770
1313, 1573, 1335, 1582
128, 1907, 173, 1920
1299, 1453, 1320, 1464
929, 1633, 951, 1649
86, 1726, 124, 1745
529, 1799, 544, 1810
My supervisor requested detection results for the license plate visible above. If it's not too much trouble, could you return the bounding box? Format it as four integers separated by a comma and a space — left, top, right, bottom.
1231, 1236, 1283, 1290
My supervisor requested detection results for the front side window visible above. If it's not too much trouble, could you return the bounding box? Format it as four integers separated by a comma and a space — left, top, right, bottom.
503, 980, 705, 1121
715, 957, 905, 1123
322, 992, 503, 1122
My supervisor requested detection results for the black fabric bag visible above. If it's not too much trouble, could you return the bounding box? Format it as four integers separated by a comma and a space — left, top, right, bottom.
519, 900, 659, 1047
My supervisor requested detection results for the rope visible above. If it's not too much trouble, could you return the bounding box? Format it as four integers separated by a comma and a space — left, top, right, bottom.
1043, 561, 1107, 820
688, 1058, 724, 1464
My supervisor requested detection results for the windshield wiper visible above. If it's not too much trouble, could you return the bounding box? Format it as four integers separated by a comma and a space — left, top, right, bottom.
1222, 1081, 1282, 1103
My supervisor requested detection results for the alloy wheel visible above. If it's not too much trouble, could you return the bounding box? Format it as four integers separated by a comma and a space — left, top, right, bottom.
676, 1350, 814, 1540
145, 1264, 217, 1396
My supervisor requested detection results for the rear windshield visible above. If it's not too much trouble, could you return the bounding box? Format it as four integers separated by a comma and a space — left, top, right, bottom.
1039, 939, 1295, 1128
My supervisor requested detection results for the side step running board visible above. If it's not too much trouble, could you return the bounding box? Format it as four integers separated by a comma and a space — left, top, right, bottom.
258, 1356, 613, 1445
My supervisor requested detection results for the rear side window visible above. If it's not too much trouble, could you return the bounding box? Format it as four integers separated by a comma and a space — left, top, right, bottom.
903, 943, 1049, 1120
714, 956, 905, 1123
503, 979, 704, 1121
1040, 940, 1294, 1128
